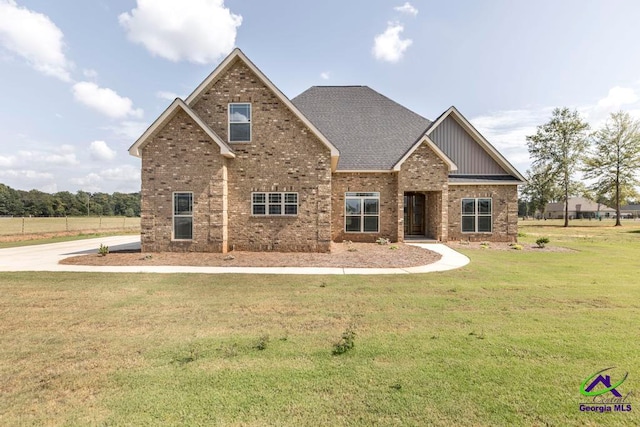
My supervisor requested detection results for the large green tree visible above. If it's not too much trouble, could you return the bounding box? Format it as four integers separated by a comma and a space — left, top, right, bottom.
521, 164, 562, 218
526, 107, 590, 227
583, 111, 640, 226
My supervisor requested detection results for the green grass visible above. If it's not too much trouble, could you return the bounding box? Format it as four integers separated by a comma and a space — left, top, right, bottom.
0, 216, 140, 236
1, 220, 640, 425
0, 230, 139, 249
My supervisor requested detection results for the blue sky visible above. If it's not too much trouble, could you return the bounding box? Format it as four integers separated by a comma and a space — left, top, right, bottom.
1, 0, 640, 193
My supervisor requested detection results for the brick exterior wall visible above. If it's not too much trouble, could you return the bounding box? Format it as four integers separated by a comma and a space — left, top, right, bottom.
331, 172, 398, 243
141, 109, 228, 252
190, 58, 332, 252
139, 55, 521, 252
397, 142, 450, 241
447, 184, 518, 242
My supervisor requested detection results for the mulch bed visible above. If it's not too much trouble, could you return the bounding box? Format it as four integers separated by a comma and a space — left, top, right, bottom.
59, 242, 442, 268
447, 241, 574, 252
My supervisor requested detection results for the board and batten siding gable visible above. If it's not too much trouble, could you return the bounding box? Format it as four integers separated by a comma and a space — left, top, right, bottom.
429, 115, 507, 175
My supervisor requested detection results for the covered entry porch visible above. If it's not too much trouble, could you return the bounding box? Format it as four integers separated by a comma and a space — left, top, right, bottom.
403, 191, 445, 241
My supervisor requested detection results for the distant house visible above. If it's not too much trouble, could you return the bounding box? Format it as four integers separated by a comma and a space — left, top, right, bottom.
545, 197, 615, 219
129, 48, 525, 253
620, 204, 640, 219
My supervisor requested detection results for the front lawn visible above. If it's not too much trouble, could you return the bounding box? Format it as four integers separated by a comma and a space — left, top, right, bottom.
1, 219, 639, 426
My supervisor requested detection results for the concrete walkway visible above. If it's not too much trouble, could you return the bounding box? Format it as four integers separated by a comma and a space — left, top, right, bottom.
0, 235, 469, 275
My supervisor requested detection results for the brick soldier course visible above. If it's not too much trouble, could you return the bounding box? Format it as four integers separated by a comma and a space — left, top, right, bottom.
130, 49, 525, 253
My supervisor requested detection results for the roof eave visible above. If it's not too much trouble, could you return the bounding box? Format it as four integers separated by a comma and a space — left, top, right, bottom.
128, 98, 235, 159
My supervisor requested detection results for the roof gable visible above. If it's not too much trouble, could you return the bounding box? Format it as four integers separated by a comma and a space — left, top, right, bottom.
184, 48, 339, 169
425, 107, 525, 181
393, 135, 457, 172
128, 98, 234, 158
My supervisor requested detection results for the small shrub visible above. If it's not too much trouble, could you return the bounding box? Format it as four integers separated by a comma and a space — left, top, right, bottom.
517, 231, 528, 238
332, 326, 356, 355
376, 237, 390, 245
512, 244, 523, 250
98, 244, 109, 256
253, 334, 269, 351
389, 245, 398, 250
536, 237, 550, 248
480, 241, 490, 249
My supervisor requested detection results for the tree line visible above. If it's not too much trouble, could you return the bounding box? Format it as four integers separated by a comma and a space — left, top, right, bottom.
521, 109, 640, 226
0, 183, 140, 217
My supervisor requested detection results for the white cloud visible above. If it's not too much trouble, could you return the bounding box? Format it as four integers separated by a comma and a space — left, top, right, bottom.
72, 81, 143, 119
320, 72, 330, 80
0, 154, 16, 167
119, 0, 242, 64
100, 165, 141, 182
0, 0, 71, 81
156, 90, 179, 100
16, 148, 78, 166
596, 86, 638, 109
394, 2, 418, 16
104, 121, 150, 140
372, 22, 413, 63
581, 86, 640, 128
44, 153, 78, 166
83, 68, 98, 80
89, 140, 117, 161
70, 173, 103, 192
0, 169, 54, 180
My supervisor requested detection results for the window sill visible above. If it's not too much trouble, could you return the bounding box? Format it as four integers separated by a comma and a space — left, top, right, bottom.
250, 215, 298, 218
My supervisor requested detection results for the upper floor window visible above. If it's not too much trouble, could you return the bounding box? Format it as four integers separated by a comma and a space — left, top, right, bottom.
229, 103, 251, 142
461, 198, 492, 233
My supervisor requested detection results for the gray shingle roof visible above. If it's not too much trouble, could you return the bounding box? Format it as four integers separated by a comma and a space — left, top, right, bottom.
292, 86, 431, 170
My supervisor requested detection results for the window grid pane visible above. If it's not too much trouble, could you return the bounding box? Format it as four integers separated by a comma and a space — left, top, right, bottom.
461, 198, 492, 233
173, 192, 193, 240
229, 103, 251, 142
284, 205, 297, 215
268, 204, 282, 215
345, 193, 380, 233
252, 192, 297, 216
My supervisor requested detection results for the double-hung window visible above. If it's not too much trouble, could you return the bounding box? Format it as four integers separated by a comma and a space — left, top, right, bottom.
229, 103, 251, 142
173, 192, 193, 240
461, 198, 492, 233
252, 192, 298, 216
345, 192, 379, 233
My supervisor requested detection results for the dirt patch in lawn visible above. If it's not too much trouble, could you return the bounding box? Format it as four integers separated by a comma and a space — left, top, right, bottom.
60, 242, 442, 268
447, 241, 574, 252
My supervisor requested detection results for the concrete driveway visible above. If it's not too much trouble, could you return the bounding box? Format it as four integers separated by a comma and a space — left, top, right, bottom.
0, 235, 469, 274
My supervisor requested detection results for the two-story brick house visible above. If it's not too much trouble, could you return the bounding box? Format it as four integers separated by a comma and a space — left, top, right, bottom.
129, 48, 525, 253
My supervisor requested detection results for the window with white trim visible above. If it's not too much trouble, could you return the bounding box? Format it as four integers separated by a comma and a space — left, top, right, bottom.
461, 198, 492, 233
229, 103, 251, 142
252, 192, 298, 216
173, 192, 193, 240
345, 192, 379, 233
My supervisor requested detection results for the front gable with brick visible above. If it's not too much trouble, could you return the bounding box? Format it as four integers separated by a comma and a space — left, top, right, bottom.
130, 49, 525, 252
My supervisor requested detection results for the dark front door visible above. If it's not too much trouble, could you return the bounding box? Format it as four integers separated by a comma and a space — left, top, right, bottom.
404, 192, 425, 236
